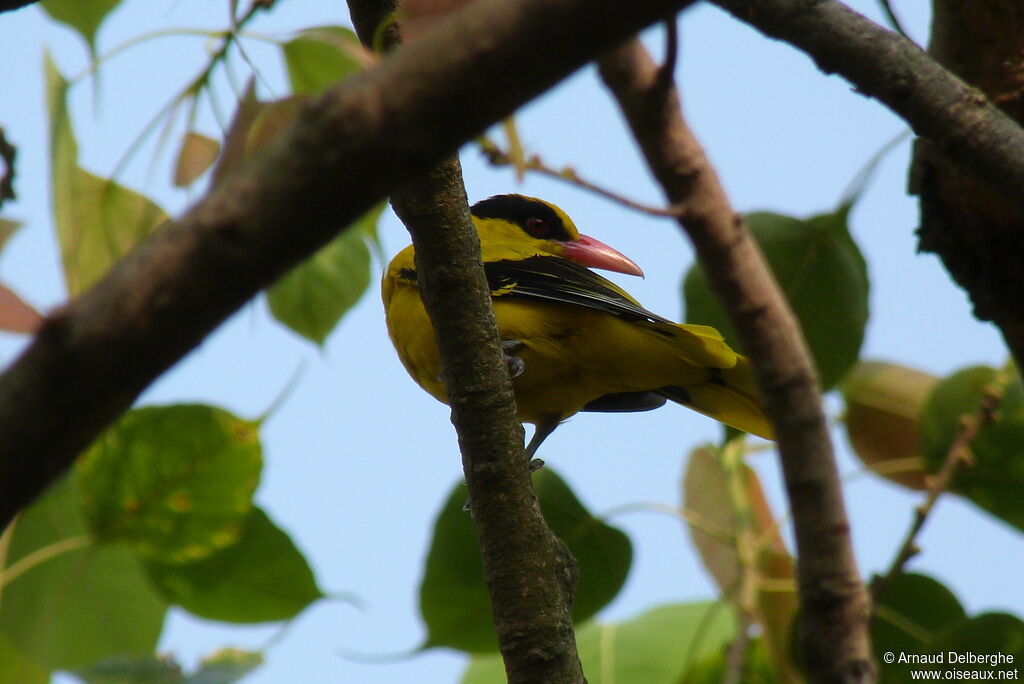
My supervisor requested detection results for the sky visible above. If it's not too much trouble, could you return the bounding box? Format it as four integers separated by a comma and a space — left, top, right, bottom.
1, 1, 1022, 683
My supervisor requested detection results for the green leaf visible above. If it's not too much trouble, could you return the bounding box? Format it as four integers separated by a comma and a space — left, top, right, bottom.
947, 613, 1024, 666
0, 477, 166, 671
188, 648, 263, 684
680, 638, 778, 684
77, 404, 262, 564
73, 655, 184, 684
72, 649, 263, 684
872, 573, 966, 667
918, 365, 1024, 532
40, 0, 122, 55
683, 208, 869, 390
421, 467, 632, 653
462, 602, 737, 683
578, 603, 736, 683
143, 507, 322, 623
0, 633, 49, 684
873, 574, 1024, 683
281, 26, 367, 95
266, 205, 380, 345
45, 53, 168, 296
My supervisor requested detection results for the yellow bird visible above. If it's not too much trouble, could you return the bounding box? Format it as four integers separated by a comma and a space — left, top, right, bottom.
382, 194, 773, 456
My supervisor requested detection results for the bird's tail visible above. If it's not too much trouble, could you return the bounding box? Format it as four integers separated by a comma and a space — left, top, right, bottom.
656, 356, 774, 440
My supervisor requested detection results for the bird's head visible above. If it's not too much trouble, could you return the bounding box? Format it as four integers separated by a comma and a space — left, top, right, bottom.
470, 194, 644, 277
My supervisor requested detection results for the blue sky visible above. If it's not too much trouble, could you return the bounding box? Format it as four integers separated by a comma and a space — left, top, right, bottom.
1, 1, 1021, 682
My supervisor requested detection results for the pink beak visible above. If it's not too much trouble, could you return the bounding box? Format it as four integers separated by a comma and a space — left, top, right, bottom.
561, 233, 644, 277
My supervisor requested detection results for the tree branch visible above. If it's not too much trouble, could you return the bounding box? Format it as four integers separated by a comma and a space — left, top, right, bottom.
0, 0, 698, 540
348, 1, 584, 678
708, 0, 1024, 219
708, 0, 1024, 370
910, 0, 1024, 374
598, 40, 874, 683
0, 0, 38, 15
392, 165, 585, 683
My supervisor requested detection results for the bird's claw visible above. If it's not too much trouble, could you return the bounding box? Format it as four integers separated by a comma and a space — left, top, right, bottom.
502, 339, 526, 379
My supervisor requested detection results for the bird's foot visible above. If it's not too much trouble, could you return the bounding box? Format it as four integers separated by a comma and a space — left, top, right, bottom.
501, 339, 526, 379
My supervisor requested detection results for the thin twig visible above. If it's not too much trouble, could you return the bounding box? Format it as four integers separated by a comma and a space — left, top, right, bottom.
875, 0, 910, 40
0, 127, 15, 207
109, 0, 277, 179
722, 619, 752, 684
478, 137, 684, 217
871, 379, 1005, 600
657, 19, 679, 87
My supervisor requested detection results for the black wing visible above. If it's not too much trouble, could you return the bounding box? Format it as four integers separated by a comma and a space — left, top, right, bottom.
484, 256, 673, 325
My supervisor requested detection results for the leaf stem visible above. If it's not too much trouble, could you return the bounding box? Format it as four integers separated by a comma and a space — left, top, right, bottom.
0, 534, 91, 590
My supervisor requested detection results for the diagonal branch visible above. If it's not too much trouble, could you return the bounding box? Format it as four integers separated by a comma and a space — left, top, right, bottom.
708, 0, 1024, 218
708, 0, 1024, 371
598, 39, 875, 683
0, 0, 698, 539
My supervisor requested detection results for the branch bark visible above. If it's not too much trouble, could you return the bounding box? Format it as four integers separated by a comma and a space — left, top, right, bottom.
348, 1, 584, 678
599, 40, 875, 683
707, 0, 1024, 370
910, 0, 1024, 369
393, 165, 585, 683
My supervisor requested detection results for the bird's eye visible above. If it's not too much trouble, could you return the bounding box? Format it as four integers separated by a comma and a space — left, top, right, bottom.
525, 217, 550, 238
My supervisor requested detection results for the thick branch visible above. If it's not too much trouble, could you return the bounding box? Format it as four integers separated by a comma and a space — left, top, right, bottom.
348, 1, 584, 678
0, 0, 697, 534
599, 40, 874, 682
910, 0, 1024, 370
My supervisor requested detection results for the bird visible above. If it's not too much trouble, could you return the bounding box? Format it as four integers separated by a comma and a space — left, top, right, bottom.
382, 194, 773, 458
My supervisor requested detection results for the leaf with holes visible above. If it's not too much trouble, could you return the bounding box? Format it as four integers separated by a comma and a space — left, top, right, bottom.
77, 404, 262, 564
